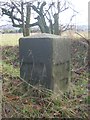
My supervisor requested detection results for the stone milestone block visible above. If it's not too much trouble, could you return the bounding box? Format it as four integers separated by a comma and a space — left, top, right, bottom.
19, 33, 71, 92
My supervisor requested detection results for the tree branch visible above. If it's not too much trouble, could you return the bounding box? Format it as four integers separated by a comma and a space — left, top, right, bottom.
40, 1, 46, 11
13, 22, 38, 28
11, 1, 21, 14
2, 8, 22, 22
62, 14, 75, 32
60, 7, 69, 12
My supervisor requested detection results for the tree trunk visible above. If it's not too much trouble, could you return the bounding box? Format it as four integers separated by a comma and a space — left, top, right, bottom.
21, 2, 26, 37
25, 3, 31, 36
53, 1, 60, 35
53, 14, 59, 35
49, 20, 53, 34
37, 15, 49, 33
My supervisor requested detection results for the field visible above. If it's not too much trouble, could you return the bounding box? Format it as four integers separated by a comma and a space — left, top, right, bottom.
0, 33, 23, 46
0, 32, 89, 119
0, 31, 88, 46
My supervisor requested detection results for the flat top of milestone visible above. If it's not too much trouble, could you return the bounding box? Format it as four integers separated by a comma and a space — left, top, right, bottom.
21, 33, 69, 39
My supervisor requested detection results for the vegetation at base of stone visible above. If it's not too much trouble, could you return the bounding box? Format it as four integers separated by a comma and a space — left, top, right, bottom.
1, 40, 89, 119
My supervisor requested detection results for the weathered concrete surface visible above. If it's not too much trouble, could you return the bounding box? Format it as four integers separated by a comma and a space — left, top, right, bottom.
19, 33, 71, 92
52, 38, 71, 92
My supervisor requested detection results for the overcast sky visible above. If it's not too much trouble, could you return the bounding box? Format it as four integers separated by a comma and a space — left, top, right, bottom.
69, 0, 89, 25
0, 0, 89, 26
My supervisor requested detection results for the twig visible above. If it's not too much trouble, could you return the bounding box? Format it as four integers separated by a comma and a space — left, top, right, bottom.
71, 65, 88, 75
75, 31, 89, 45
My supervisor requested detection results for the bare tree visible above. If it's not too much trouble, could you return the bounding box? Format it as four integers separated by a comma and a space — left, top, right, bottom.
0, 0, 32, 36
0, 0, 78, 36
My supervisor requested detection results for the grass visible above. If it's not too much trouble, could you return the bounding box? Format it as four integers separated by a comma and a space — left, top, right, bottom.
61, 30, 88, 39
0, 31, 88, 46
0, 33, 23, 46
1, 33, 89, 119
2, 61, 20, 76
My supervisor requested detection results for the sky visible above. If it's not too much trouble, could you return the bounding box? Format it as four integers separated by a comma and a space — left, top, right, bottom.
0, 0, 89, 26
69, 0, 89, 25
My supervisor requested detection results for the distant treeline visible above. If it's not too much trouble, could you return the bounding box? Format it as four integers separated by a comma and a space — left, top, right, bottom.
0, 27, 41, 34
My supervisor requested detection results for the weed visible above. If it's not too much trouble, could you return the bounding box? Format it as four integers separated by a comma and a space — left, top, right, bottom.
1, 40, 89, 119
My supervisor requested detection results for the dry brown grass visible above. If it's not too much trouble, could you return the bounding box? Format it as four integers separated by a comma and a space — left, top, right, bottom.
0, 31, 88, 46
